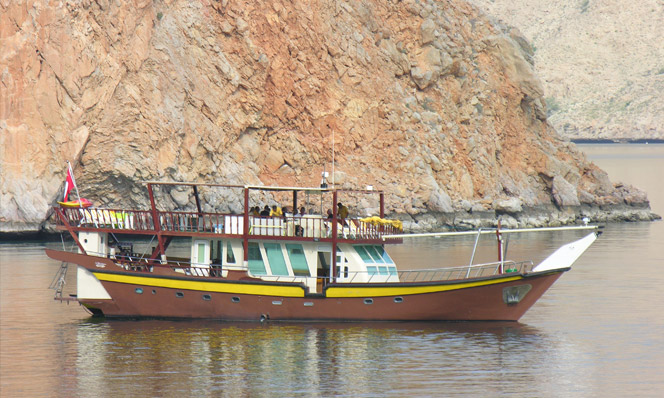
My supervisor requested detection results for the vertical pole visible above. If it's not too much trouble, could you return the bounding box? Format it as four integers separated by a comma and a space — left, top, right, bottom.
379, 192, 384, 218
193, 185, 202, 214
466, 228, 482, 278
193, 185, 203, 232
332, 129, 335, 186
243, 187, 249, 267
496, 220, 503, 274
148, 184, 165, 258
331, 190, 338, 284
292, 191, 298, 214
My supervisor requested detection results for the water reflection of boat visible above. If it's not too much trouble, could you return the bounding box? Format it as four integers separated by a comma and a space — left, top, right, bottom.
46, 182, 600, 321
73, 318, 554, 397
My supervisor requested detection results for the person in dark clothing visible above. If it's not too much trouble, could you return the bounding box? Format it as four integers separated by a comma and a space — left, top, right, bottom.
260, 205, 271, 216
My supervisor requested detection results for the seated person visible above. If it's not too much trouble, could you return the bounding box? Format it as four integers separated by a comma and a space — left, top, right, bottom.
270, 205, 283, 217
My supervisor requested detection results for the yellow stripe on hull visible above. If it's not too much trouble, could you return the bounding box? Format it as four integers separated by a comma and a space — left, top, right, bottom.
94, 273, 306, 298
94, 272, 523, 299
325, 276, 523, 298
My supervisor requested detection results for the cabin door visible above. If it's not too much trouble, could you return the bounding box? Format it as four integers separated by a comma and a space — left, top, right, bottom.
192, 240, 211, 266
335, 250, 349, 282
191, 240, 211, 276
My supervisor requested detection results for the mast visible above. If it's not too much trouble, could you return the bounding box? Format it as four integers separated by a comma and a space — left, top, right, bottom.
243, 187, 249, 267
147, 183, 166, 258
331, 189, 338, 283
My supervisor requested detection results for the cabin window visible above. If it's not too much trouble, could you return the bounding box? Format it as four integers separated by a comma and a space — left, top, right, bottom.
247, 242, 266, 275
286, 244, 310, 276
364, 246, 385, 263
394, 297, 403, 303
231, 296, 240, 303
196, 242, 207, 264
176, 292, 184, 298
364, 298, 373, 305
354, 245, 394, 264
226, 241, 236, 264
135, 288, 143, 294
264, 243, 289, 276
202, 294, 211, 301
213, 241, 222, 265
367, 266, 378, 277
375, 246, 394, 264
354, 245, 374, 262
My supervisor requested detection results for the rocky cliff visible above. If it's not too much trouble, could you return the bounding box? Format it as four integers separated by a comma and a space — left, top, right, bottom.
471, 0, 664, 141
0, 0, 658, 234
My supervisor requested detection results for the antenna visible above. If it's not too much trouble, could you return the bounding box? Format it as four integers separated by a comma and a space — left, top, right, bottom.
332, 128, 335, 186
321, 165, 328, 188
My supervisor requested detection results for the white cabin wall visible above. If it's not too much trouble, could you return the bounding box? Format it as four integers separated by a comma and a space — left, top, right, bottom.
78, 231, 108, 257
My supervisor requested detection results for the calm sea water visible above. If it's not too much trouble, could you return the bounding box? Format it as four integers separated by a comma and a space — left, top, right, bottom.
1, 144, 663, 397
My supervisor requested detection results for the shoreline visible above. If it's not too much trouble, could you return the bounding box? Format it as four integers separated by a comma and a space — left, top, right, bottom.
572, 139, 664, 144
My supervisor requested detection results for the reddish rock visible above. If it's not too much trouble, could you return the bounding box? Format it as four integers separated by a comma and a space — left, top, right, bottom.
0, 0, 657, 232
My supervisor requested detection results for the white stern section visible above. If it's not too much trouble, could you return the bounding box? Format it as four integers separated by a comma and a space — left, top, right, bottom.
77, 266, 112, 299
532, 232, 598, 272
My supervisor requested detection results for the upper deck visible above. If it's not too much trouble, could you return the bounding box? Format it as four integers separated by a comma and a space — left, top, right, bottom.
53, 207, 402, 243
52, 182, 403, 245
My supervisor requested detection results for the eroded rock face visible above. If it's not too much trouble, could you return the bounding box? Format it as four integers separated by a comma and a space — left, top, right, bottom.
0, 0, 658, 233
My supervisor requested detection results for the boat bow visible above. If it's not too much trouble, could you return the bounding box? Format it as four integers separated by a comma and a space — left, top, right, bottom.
532, 231, 600, 272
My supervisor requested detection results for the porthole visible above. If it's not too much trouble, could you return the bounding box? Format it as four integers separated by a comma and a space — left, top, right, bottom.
152, 289, 156, 295
394, 297, 403, 303
231, 296, 240, 303
135, 288, 143, 294
364, 298, 374, 305
175, 292, 184, 298
304, 302, 314, 307
272, 300, 283, 305
202, 294, 211, 301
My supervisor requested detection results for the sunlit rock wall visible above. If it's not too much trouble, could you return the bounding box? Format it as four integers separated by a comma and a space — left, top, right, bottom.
0, 0, 656, 233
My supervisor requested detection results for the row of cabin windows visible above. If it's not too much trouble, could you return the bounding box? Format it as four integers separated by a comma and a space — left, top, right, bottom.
248, 242, 310, 277
354, 245, 397, 277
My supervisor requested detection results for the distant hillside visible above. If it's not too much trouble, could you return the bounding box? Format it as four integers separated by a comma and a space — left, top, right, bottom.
472, 0, 664, 141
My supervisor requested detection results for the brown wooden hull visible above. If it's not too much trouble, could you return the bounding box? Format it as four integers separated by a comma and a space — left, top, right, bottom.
46, 249, 566, 322
91, 273, 561, 322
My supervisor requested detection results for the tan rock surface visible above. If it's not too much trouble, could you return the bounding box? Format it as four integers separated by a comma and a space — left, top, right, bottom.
472, 0, 664, 141
0, 0, 657, 233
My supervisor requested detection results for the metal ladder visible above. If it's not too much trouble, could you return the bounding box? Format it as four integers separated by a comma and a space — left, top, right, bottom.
49, 261, 69, 300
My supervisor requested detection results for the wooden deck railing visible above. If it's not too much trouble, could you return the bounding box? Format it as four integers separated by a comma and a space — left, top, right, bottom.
54, 207, 402, 240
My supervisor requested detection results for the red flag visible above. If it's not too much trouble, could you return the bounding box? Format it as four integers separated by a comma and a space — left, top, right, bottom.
63, 163, 75, 201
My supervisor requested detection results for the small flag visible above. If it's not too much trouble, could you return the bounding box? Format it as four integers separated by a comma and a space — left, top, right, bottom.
64, 163, 75, 201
